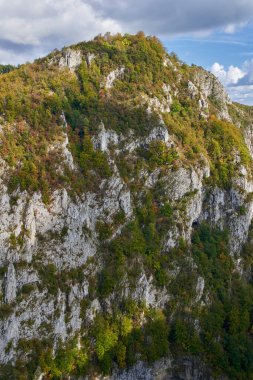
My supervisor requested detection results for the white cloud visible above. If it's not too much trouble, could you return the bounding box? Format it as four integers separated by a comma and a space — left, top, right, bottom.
86, 0, 253, 35
242, 59, 253, 83
0, 0, 122, 64
210, 62, 245, 85
224, 21, 247, 34
227, 85, 253, 105
211, 59, 253, 104
0, 48, 33, 65
224, 24, 237, 34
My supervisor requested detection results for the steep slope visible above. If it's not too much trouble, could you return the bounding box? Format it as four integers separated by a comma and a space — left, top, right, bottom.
0, 33, 253, 379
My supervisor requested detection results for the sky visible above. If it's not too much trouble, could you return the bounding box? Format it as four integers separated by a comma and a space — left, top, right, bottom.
1, 0, 253, 105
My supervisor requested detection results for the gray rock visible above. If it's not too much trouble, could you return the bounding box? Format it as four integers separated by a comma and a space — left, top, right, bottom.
59, 49, 82, 72
194, 68, 231, 121
105, 67, 125, 89
108, 356, 226, 380
4, 263, 16, 303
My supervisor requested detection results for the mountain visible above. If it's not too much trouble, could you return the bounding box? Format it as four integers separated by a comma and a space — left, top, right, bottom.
0, 32, 253, 379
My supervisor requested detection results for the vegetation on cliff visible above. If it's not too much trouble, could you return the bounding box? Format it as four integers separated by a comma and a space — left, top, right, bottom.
0, 32, 250, 200
0, 33, 253, 380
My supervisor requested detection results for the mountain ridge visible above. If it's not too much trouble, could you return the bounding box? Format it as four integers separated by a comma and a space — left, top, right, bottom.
0, 33, 253, 379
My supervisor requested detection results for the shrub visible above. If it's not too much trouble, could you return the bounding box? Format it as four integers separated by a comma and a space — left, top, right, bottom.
0, 304, 13, 320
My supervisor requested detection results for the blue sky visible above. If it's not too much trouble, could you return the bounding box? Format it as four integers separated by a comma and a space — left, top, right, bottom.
0, 0, 253, 105
166, 34, 251, 69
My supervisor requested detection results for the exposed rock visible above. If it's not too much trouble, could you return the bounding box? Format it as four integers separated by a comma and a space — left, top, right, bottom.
201, 182, 253, 256
92, 122, 119, 152
124, 125, 174, 153
59, 48, 82, 72
108, 356, 226, 380
164, 166, 207, 201
86, 52, 96, 67
195, 277, 205, 302
146, 95, 171, 114
162, 83, 173, 106
68, 284, 88, 332
16, 268, 38, 289
145, 125, 173, 147
54, 291, 67, 342
0, 289, 55, 363
128, 273, 169, 308
61, 133, 76, 170
156, 165, 209, 249
162, 83, 171, 95
105, 67, 125, 89
188, 81, 198, 98
198, 96, 209, 119
243, 123, 253, 159
163, 57, 173, 67
194, 68, 231, 121
47, 131, 76, 171
4, 263, 16, 303
86, 298, 101, 322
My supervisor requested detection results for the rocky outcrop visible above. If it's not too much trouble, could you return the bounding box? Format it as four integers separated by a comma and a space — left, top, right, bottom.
105, 67, 125, 89
125, 125, 175, 153
127, 272, 169, 309
163, 165, 209, 249
109, 356, 226, 380
146, 95, 172, 114
4, 263, 16, 303
92, 122, 119, 152
188, 81, 198, 99
86, 52, 96, 67
243, 123, 253, 159
59, 48, 82, 72
194, 68, 231, 121
201, 182, 253, 256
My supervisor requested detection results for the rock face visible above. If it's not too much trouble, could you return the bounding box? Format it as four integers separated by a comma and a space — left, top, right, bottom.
59, 48, 82, 71
146, 95, 172, 114
105, 67, 125, 89
109, 357, 226, 380
243, 123, 253, 159
4, 264, 16, 303
92, 122, 119, 152
0, 117, 252, 368
0, 134, 134, 362
194, 68, 231, 120
201, 184, 253, 256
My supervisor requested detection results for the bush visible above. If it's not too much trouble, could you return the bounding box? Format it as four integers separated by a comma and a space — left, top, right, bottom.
0, 304, 13, 319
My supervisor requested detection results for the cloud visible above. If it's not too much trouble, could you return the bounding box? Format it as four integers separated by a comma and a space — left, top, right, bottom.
0, 0, 252, 64
211, 59, 253, 103
226, 85, 253, 105
0, 0, 121, 64
223, 21, 248, 34
224, 24, 237, 34
211, 59, 253, 88
210, 62, 246, 85
85, 0, 253, 35
242, 59, 253, 83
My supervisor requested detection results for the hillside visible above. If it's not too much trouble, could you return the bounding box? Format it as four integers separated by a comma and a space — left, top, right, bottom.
0, 32, 253, 379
